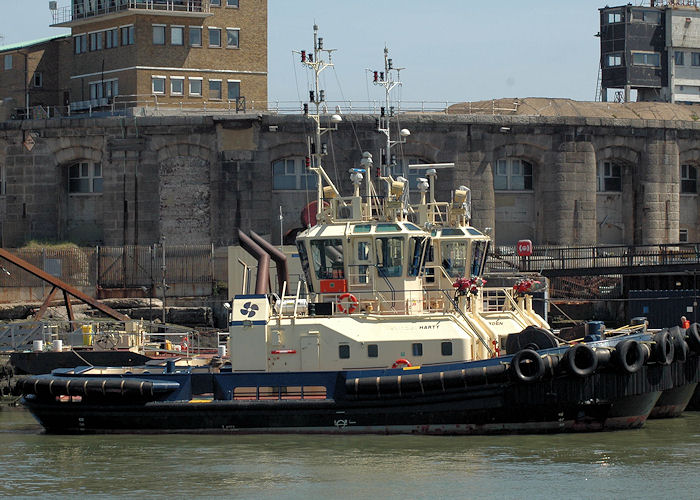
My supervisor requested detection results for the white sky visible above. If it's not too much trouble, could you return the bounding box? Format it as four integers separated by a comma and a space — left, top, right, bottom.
0, 0, 613, 104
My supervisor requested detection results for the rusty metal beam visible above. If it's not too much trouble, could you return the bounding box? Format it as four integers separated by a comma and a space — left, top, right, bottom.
0, 247, 129, 321
63, 290, 75, 322
34, 286, 59, 321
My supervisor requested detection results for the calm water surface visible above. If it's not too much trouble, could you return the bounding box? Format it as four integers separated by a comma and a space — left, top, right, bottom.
1, 407, 698, 499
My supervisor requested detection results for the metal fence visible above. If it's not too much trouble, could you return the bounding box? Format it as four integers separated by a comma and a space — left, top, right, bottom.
0, 244, 213, 294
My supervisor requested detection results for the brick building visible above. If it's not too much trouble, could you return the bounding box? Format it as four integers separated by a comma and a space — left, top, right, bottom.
0, 0, 267, 116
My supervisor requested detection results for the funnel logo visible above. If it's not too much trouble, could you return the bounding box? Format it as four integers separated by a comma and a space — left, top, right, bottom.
240, 301, 259, 318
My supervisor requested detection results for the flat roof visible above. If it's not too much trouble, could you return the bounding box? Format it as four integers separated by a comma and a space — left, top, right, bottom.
0, 35, 70, 54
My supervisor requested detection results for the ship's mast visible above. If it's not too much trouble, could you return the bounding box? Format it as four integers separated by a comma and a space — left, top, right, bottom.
372, 48, 409, 182
297, 25, 342, 221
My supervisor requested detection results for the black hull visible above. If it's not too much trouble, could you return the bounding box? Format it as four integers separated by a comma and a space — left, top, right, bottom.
23, 366, 667, 435
649, 383, 698, 419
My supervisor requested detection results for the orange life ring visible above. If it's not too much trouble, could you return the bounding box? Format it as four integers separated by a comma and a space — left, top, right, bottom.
336, 293, 358, 314
392, 358, 412, 369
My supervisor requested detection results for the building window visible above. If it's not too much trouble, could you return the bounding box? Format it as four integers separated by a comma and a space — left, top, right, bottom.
210, 0, 220, 5
171, 26, 184, 46
3, 54, 11, 70
106, 28, 118, 48
632, 52, 660, 67
680, 228, 689, 243
675, 51, 685, 66
171, 77, 184, 96
189, 26, 202, 46
33, 72, 43, 88
272, 158, 317, 190
339, 344, 350, 359
693, 53, 700, 66
209, 79, 222, 100
227, 80, 240, 100
367, 344, 378, 358
606, 53, 622, 67
494, 158, 533, 191
597, 161, 622, 192
189, 78, 202, 96
412, 343, 423, 357
74, 34, 87, 54
226, 28, 239, 48
681, 164, 697, 193
121, 25, 134, 46
0, 165, 6, 196
632, 10, 661, 24
153, 25, 166, 45
226, 0, 239, 6
607, 11, 622, 24
69, 162, 103, 194
441, 341, 453, 356
89, 79, 119, 100
209, 28, 221, 47
152, 76, 166, 94
89, 31, 103, 51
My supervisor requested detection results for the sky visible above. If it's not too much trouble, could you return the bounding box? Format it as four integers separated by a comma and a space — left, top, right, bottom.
0, 0, 628, 105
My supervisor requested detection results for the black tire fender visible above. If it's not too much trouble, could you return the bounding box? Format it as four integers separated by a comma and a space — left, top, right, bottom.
564, 343, 598, 377
613, 339, 645, 374
686, 323, 700, 353
510, 349, 545, 383
654, 330, 675, 365
668, 326, 688, 362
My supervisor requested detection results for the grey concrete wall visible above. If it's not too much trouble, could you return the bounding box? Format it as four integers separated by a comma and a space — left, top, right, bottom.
1, 112, 699, 248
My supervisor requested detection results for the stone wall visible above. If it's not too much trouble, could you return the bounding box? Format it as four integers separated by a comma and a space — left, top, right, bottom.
0, 111, 698, 248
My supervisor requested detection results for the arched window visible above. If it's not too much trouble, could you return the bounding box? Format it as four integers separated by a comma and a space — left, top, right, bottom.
597, 161, 622, 192
68, 161, 103, 193
681, 164, 697, 193
272, 157, 316, 190
494, 158, 532, 190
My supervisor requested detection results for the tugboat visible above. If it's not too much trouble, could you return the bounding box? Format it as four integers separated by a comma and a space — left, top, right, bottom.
15, 26, 700, 434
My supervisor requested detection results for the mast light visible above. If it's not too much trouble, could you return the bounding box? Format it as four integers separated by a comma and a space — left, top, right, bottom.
331, 114, 343, 123
400, 128, 410, 137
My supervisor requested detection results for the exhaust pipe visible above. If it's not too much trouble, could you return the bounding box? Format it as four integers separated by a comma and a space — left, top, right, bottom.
250, 231, 289, 294
237, 230, 270, 295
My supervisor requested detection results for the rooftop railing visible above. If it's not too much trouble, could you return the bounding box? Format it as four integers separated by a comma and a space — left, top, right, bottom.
51, 0, 210, 25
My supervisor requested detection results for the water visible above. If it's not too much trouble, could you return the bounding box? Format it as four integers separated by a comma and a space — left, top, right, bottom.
1, 407, 699, 499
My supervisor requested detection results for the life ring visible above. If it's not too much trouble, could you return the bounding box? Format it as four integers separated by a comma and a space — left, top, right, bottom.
336, 293, 358, 314
392, 358, 412, 369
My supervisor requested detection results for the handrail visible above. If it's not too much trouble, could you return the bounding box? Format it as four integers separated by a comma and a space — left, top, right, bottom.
440, 290, 493, 356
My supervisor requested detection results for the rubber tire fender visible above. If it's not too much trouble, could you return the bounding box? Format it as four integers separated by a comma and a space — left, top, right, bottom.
668, 326, 688, 362
564, 343, 598, 377
510, 349, 545, 383
653, 330, 675, 365
686, 323, 700, 353
613, 339, 645, 374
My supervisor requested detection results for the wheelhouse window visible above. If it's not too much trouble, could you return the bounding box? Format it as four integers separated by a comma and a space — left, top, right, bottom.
632, 52, 660, 67
597, 161, 622, 192
681, 164, 697, 193
632, 10, 660, 24
606, 11, 622, 24
272, 158, 316, 190
494, 158, 532, 190
470, 241, 489, 277
408, 237, 427, 277
69, 162, 103, 194
440, 240, 467, 278
375, 237, 403, 277
310, 239, 344, 279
